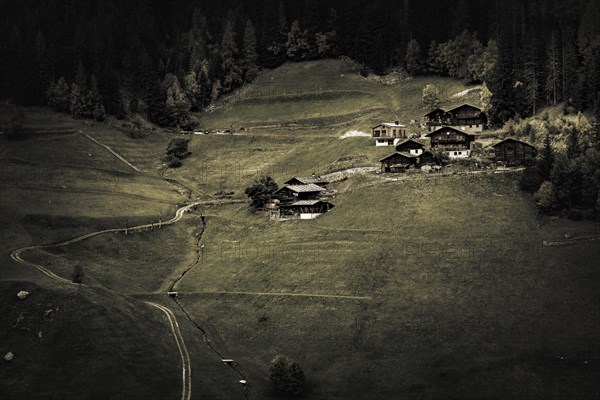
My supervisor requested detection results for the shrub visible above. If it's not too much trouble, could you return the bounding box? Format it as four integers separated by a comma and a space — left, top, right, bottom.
269, 355, 305, 396
245, 176, 278, 210
534, 181, 558, 214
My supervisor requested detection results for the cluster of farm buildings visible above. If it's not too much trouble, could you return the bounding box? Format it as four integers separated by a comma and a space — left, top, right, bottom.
372, 104, 537, 171
267, 104, 537, 221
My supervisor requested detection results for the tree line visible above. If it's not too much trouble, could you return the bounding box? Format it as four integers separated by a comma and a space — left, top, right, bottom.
1, 0, 598, 127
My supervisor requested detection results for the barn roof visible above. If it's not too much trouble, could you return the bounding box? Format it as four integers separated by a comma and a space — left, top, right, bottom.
424, 108, 446, 117
284, 175, 326, 185
395, 139, 425, 148
284, 200, 332, 206
278, 183, 326, 193
426, 126, 475, 137
446, 103, 482, 113
371, 121, 406, 129
379, 152, 417, 162
491, 138, 536, 148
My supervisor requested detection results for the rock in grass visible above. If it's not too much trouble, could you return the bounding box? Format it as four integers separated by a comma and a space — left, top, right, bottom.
4, 352, 14, 361
17, 291, 30, 300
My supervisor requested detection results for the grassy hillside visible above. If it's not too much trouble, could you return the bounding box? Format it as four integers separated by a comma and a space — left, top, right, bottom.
0, 280, 244, 399
1, 60, 598, 399
201, 60, 481, 134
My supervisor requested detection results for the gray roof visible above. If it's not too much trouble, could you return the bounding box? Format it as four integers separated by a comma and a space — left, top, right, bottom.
290, 200, 329, 206
491, 138, 535, 148
379, 152, 418, 162
395, 139, 425, 148
280, 183, 326, 193
372, 122, 406, 129
284, 176, 326, 184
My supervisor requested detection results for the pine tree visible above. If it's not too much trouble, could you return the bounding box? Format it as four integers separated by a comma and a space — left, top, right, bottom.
539, 132, 554, 179
405, 39, 423, 75
545, 32, 561, 106
422, 84, 440, 110
220, 19, 242, 93
286, 20, 310, 60
241, 20, 259, 82
47, 77, 71, 113
522, 40, 541, 115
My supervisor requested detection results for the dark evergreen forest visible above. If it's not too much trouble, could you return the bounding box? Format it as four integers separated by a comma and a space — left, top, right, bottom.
1, 0, 599, 127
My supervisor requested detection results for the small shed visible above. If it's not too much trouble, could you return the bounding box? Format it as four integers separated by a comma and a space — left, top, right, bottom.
492, 138, 537, 166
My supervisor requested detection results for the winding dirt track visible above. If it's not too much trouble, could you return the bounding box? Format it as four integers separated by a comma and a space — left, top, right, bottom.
10, 202, 200, 282
9, 203, 199, 400
145, 301, 192, 400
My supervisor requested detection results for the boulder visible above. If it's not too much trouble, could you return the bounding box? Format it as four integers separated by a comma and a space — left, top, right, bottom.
17, 291, 30, 300
4, 352, 14, 361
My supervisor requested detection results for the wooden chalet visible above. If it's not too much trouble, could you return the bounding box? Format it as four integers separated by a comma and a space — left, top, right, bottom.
395, 139, 425, 155
277, 200, 334, 220
274, 183, 326, 203
284, 175, 328, 187
371, 121, 408, 146
379, 150, 435, 173
446, 104, 485, 132
492, 138, 537, 166
423, 108, 448, 127
426, 126, 475, 158
424, 104, 486, 133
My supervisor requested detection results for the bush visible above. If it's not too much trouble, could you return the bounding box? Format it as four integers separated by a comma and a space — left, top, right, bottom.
245, 176, 278, 210
534, 181, 558, 214
164, 138, 191, 168
269, 355, 305, 396
519, 162, 543, 192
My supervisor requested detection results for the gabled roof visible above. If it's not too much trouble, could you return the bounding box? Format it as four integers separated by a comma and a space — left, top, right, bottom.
492, 138, 536, 148
446, 103, 482, 113
284, 175, 326, 185
424, 108, 447, 117
379, 152, 417, 162
277, 183, 326, 193
426, 126, 475, 138
285, 200, 332, 207
395, 139, 425, 149
371, 122, 406, 129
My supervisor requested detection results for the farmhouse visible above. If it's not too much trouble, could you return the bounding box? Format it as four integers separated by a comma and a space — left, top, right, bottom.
278, 200, 335, 220
424, 104, 486, 133
492, 138, 537, 166
423, 108, 448, 127
274, 183, 326, 203
371, 121, 408, 146
271, 182, 333, 220
379, 150, 435, 173
426, 126, 475, 159
395, 139, 425, 155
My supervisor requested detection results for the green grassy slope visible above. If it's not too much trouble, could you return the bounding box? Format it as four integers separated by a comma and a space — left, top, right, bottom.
174, 173, 599, 399
201, 59, 480, 133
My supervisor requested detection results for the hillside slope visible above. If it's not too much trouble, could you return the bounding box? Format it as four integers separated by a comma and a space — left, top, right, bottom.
0, 280, 244, 400
201, 60, 481, 133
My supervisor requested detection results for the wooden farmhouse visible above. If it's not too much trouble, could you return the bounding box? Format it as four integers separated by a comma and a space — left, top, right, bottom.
394, 139, 425, 155
278, 200, 334, 220
371, 121, 408, 146
426, 126, 475, 159
271, 182, 333, 220
424, 104, 486, 133
492, 138, 537, 166
274, 183, 325, 203
379, 150, 436, 173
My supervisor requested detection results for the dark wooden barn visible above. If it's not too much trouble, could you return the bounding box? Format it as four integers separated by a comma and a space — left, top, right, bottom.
394, 139, 425, 155
379, 151, 436, 173
492, 138, 537, 166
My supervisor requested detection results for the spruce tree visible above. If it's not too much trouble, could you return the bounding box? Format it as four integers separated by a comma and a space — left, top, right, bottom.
220, 19, 242, 93
241, 20, 259, 82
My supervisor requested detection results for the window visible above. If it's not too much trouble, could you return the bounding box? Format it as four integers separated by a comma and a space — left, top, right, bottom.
454, 152, 458, 155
